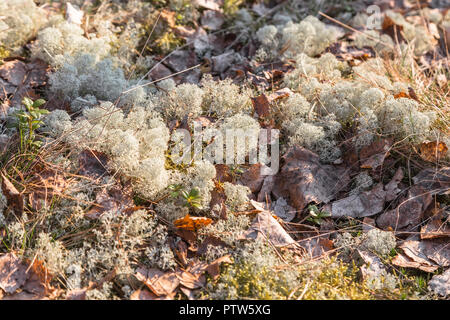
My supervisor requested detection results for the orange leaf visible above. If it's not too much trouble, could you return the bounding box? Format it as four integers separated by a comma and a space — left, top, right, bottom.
394, 92, 409, 99
418, 141, 448, 162
174, 214, 213, 231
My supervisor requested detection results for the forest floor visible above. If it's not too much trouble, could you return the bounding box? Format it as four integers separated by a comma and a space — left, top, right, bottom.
0, 0, 449, 300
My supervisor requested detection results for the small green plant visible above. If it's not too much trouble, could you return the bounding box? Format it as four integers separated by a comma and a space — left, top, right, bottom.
306, 205, 331, 225
11, 98, 48, 152
229, 165, 244, 181
181, 188, 203, 210
167, 183, 184, 198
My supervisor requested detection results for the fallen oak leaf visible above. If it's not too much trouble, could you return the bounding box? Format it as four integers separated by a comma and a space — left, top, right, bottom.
421, 209, 450, 240
198, 235, 228, 256
251, 94, 270, 119
242, 201, 298, 248
359, 138, 393, 169
273, 146, 350, 211
174, 214, 213, 232
358, 249, 389, 282
85, 184, 134, 220
239, 163, 267, 193
194, 0, 223, 11
391, 251, 439, 273
204, 255, 232, 280
0, 253, 28, 294
391, 238, 450, 272
176, 269, 205, 290
377, 185, 432, 231
130, 289, 168, 300
384, 167, 404, 201
267, 88, 293, 102
326, 183, 386, 218
135, 267, 179, 298
78, 149, 109, 179
417, 141, 448, 163
297, 238, 334, 259
0, 254, 51, 299
412, 167, 450, 196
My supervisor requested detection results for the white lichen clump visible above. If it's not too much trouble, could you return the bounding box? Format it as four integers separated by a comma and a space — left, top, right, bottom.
0, 0, 45, 50
32, 18, 111, 65
362, 228, 396, 257
255, 15, 342, 60
223, 182, 251, 212
201, 75, 252, 118
45, 102, 169, 199
49, 54, 128, 102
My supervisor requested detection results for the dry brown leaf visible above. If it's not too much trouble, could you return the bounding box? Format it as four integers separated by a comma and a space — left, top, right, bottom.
0, 254, 50, 299
328, 183, 386, 218
194, 0, 223, 11
135, 267, 179, 298
298, 238, 334, 259
215, 164, 232, 183
28, 169, 68, 211
326, 42, 374, 66
394, 239, 450, 271
418, 141, 448, 163
85, 184, 134, 219
242, 202, 298, 248
359, 138, 393, 169
1, 172, 24, 216
421, 209, 450, 240
130, 289, 160, 300
392, 252, 439, 273
176, 270, 205, 290
273, 146, 349, 211
209, 184, 227, 219
267, 88, 293, 102
251, 94, 271, 119
393, 91, 409, 99
65, 288, 87, 300
160, 9, 176, 28
212, 51, 235, 74
0, 60, 27, 87
0, 253, 28, 294
358, 249, 388, 281
384, 167, 404, 201
179, 287, 197, 300
174, 214, 213, 232
130, 288, 179, 300
173, 239, 188, 266
204, 255, 232, 280
78, 149, 109, 178
148, 63, 172, 82
0, 59, 49, 108
239, 163, 266, 193
382, 14, 404, 41
412, 167, 450, 196
377, 185, 432, 230
197, 235, 228, 256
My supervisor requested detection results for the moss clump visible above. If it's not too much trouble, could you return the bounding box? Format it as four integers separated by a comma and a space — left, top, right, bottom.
206, 242, 392, 300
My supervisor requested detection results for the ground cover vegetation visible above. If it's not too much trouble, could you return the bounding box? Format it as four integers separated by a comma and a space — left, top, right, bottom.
0, 0, 449, 300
